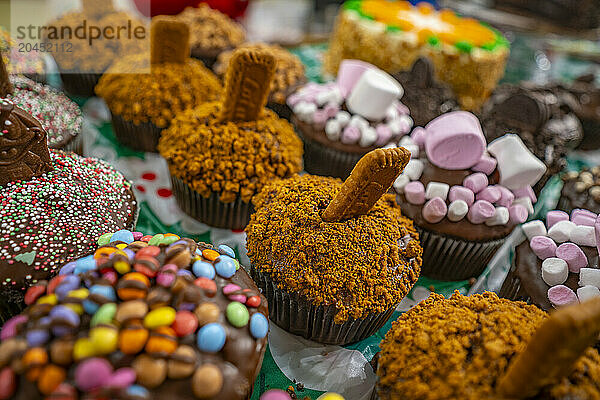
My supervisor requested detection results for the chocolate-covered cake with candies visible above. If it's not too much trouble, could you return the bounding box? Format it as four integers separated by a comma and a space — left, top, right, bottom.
289, 60, 412, 179
0, 98, 137, 321
500, 209, 600, 310
0, 231, 268, 399
394, 111, 547, 280
559, 168, 600, 214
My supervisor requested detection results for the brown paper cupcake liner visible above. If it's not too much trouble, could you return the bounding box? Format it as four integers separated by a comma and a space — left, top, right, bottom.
417, 226, 505, 281
498, 266, 525, 301
171, 176, 253, 230
250, 266, 396, 345
267, 101, 292, 121
59, 72, 103, 98
111, 114, 163, 153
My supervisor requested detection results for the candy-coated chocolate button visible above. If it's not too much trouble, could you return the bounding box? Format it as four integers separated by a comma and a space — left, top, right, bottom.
214, 256, 236, 278
250, 313, 269, 339
197, 323, 226, 353
218, 244, 235, 258
247, 296, 261, 308
202, 249, 220, 261
192, 364, 223, 398
226, 302, 249, 328
171, 311, 198, 337
192, 260, 215, 279
144, 307, 176, 329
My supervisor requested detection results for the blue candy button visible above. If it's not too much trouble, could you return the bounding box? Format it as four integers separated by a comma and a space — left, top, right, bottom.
197, 323, 226, 353
250, 313, 269, 339
73, 255, 97, 275
192, 260, 216, 279
214, 255, 236, 278
110, 229, 134, 244
218, 244, 235, 258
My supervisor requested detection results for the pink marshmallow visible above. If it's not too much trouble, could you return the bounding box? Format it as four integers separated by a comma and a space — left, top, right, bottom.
547, 285, 579, 308
312, 110, 328, 126
571, 209, 598, 227
287, 93, 302, 107
512, 186, 537, 204
395, 102, 410, 115
404, 181, 425, 205
463, 173, 488, 194
530, 236, 557, 260
422, 197, 448, 224
336, 59, 373, 97
341, 125, 360, 145
375, 124, 393, 146
595, 214, 600, 260
476, 186, 501, 204
472, 155, 497, 175
556, 243, 588, 273
410, 127, 426, 148
448, 186, 474, 207
467, 200, 495, 224
509, 204, 528, 224
496, 185, 514, 208
546, 210, 569, 229
324, 103, 340, 118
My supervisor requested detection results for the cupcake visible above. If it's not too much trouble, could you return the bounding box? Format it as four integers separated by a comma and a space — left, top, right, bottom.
557, 74, 600, 150
246, 147, 423, 345
499, 208, 600, 310
176, 4, 246, 68
289, 59, 412, 179
374, 291, 600, 399
215, 43, 307, 120
0, 26, 46, 82
95, 16, 222, 153
0, 98, 138, 321
0, 232, 269, 399
559, 168, 600, 214
158, 48, 303, 230
394, 111, 546, 280
480, 83, 583, 193
46, 0, 147, 97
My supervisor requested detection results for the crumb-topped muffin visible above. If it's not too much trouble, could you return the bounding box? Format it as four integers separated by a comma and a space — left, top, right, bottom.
375, 292, 600, 399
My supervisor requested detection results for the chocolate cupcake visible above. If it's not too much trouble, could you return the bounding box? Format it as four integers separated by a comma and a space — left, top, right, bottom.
0, 98, 137, 322
559, 168, 600, 214
0, 26, 46, 83
374, 291, 600, 399
176, 4, 246, 68
394, 111, 547, 280
246, 148, 423, 345
499, 208, 600, 310
480, 83, 583, 193
289, 60, 413, 179
158, 48, 303, 230
95, 17, 222, 153
0, 232, 269, 399
392, 57, 460, 127
215, 43, 307, 120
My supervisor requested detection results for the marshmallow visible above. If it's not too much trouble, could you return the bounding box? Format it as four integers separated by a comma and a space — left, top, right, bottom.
349, 115, 368, 129
579, 268, 600, 288
467, 200, 495, 224
496, 186, 514, 208
422, 197, 447, 223
547, 285, 578, 308
316, 90, 332, 106
387, 120, 403, 135
512, 186, 537, 204
403, 144, 419, 159
404, 181, 425, 205
508, 205, 528, 224
386, 106, 399, 120
472, 155, 497, 175
577, 286, 600, 303
404, 159, 424, 181
547, 220, 577, 243
596, 215, 600, 259
336, 59, 374, 97
347, 68, 402, 120
393, 174, 410, 193
513, 197, 534, 215
541, 258, 568, 286
358, 126, 377, 147
463, 173, 488, 194
487, 134, 547, 190
335, 111, 351, 126
448, 200, 469, 222
423, 111, 486, 170
397, 114, 413, 134
530, 236, 557, 260
324, 103, 340, 118
341, 125, 361, 145
425, 182, 450, 201
449, 185, 475, 206
476, 186, 501, 204
555, 243, 588, 273
293, 101, 316, 122
570, 225, 596, 247
410, 126, 426, 148
325, 119, 342, 141
571, 209, 597, 227
375, 124, 393, 146
485, 207, 509, 226
546, 210, 569, 229
522, 220, 547, 240
399, 136, 415, 147
313, 110, 328, 126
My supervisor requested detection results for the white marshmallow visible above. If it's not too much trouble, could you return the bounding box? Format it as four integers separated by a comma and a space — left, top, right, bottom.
485, 207, 509, 226
386, 106, 399, 121
521, 220, 547, 240
447, 200, 468, 222
325, 120, 342, 141
347, 68, 403, 120
513, 197, 534, 215
577, 285, 600, 303
547, 220, 577, 243
359, 126, 377, 148
398, 114, 414, 130
335, 111, 351, 126
425, 182, 450, 201
294, 101, 317, 122
404, 159, 424, 181
580, 268, 600, 288
403, 144, 419, 159
329, 87, 344, 105
398, 135, 415, 147
541, 257, 569, 286
387, 119, 403, 135
487, 134, 547, 190
316, 90, 332, 106
569, 225, 597, 247
349, 115, 368, 129
393, 174, 410, 193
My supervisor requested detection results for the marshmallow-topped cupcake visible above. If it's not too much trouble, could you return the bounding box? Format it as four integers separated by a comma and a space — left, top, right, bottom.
288, 59, 413, 179
394, 111, 547, 280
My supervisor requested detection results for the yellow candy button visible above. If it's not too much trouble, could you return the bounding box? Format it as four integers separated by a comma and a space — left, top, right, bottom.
73, 338, 95, 361
317, 393, 345, 400
116, 243, 128, 250
90, 326, 119, 355
144, 306, 176, 329
37, 294, 57, 306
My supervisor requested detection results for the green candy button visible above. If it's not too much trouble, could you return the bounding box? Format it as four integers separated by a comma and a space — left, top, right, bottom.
160, 235, 179, 245
148, 234, 164, 246
98, 232, 113, 246
226, 302, 249, 328
91, 303, 117, 327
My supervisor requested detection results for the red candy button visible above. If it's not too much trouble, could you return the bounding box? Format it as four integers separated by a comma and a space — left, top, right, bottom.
246, 296, 261, 308
24, 285, 46, 305
194, 278, 216, 296
171, 311, 198, 337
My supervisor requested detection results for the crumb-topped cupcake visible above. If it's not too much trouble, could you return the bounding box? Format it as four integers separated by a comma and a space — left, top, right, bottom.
95, 17, 222, 153
289, 59, 412, 179
0, 26, 46, 82
394, 111, 546, 280
215, 43, 307, 120
375, 292, 600, 399
0, 98, 137, 321
176, 4, 246, 68
247, 148, 422, 344
0, 231, 269, 399
158, 48, 303, 230
559, 168, 600, 214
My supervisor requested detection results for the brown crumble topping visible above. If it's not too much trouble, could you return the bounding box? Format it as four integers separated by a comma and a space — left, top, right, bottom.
158, 102, 303, 203
246, 175, 422, 322
377, 292, 600, 400
215, 43, 307, 104
95, 55, 222, 127
563, 167, 600, 203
